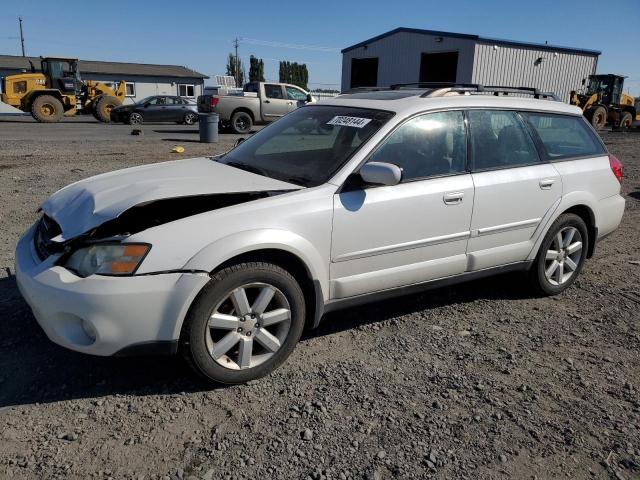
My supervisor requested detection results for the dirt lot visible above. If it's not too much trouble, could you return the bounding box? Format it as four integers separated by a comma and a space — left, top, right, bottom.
0, 118, 639, 480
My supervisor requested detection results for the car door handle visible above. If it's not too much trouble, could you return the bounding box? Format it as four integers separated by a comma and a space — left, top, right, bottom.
264, 100, 271, 103
539, 179, 555, 190
443, 192, 464, 205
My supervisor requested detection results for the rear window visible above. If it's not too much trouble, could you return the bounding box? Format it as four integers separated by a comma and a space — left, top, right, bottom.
524, 113, 605, 159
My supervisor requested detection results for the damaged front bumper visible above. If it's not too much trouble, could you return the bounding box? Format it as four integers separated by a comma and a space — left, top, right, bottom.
15, 223, 210, 356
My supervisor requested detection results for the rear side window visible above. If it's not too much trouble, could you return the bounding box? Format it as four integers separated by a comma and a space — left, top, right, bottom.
264, 84, 284, 99
468, 110, 540, 170
524, 113, 605, 159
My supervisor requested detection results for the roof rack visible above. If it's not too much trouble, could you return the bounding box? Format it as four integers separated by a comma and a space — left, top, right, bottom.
386, 82, 560, 101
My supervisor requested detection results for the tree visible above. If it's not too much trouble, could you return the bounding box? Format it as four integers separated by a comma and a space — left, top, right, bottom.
226, 52, 246, 87
249, 55, 265, 82
279, 60, 309, 90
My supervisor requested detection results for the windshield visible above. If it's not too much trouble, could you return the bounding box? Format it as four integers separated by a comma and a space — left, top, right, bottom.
217, 105, 393, 187
588, 77, 610, 94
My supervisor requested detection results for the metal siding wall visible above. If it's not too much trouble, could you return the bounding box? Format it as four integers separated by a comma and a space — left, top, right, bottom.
472, 42, 598, 101
341, 32, 476, 91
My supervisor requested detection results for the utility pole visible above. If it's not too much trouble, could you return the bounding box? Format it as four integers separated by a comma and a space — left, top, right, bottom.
18, 17, 26, 57
233, 37, 240, 87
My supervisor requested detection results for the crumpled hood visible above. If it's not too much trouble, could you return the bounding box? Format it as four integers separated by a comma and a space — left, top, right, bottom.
41, 157, 301, 241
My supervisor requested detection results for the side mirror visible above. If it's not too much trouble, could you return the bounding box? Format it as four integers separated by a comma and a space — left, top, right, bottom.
306, 93, 313, 103
359, 162, 402, 186
234, 138, 246, 147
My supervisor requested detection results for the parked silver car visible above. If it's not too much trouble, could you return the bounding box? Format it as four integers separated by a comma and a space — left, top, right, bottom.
16, 84, 625, 384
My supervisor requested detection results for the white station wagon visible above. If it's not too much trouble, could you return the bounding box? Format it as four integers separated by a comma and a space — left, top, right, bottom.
16, 84, 625, 384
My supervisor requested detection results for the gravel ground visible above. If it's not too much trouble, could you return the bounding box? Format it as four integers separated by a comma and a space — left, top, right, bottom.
0, 118, 639, 480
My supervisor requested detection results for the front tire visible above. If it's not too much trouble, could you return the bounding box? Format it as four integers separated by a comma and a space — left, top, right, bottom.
184, 112, 198, 125
181, 262, 306, 384
128, 112, 143, 125
94, 95, 121, 123
619, 112, 633, 129
529, 213, 588, 296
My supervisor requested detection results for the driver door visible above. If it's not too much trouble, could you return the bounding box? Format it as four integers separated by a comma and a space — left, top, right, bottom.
285, 86, 309, 112
143, 96, 167, 121
261, 84, 290, 120
330, 111, 474, 299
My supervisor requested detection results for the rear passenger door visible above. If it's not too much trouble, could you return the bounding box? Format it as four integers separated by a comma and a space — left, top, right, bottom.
261, 84, 289, 120
466, 110, 562, 270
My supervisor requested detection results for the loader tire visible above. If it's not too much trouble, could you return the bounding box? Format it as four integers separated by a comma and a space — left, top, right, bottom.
619, 112, 633, 129
31, 95, 64, 123
94, 95, 121, 123
587, 106, 607, 130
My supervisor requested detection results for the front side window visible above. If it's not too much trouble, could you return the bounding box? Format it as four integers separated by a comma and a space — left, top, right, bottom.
368, 111, 467, 181
264, 84, 284, 99
178, 84, 195, 97
286, 86, 308, 101
468, 110, 539, 170
217, 106, 393, 187
524, 113, 605, 159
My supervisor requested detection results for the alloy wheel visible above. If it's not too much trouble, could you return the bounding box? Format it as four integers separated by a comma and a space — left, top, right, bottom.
235, 117, 248, 131
544, 226, 583, 286
130, 113, 142, 124
205, 282, 291, 370
185, 113, 197, 125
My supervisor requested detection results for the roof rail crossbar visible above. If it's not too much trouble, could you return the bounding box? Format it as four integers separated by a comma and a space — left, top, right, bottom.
341, 83, 559, 101
413, 83, 558, 101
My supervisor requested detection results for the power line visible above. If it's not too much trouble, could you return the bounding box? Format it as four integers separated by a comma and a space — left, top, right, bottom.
241, 37, 340, 52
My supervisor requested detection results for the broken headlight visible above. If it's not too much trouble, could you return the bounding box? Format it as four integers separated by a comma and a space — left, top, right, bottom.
64, 243, 150, 277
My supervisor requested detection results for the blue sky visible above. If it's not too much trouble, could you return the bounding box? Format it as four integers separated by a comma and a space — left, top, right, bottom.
1, 0, 638, 95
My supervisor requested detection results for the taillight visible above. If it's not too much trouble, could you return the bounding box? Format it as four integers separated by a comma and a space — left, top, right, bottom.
609, 154, 623, 183
210, 97, 219, 108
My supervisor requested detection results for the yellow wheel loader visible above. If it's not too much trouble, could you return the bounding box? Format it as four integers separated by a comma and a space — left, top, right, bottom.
570, 74, 638, 130
1, 57, 126, 123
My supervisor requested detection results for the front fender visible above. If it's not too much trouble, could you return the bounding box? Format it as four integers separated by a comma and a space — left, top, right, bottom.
183, 228, 329, 301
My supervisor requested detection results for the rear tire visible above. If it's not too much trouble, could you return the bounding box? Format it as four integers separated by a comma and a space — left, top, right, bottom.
94, 95, 121, 123
181, 262, 305, 384
31, 95, 64, 123
529, 213, 588, 296
230, 111, 253, 134
619, 112, 633, 129
587, 106, 607, 130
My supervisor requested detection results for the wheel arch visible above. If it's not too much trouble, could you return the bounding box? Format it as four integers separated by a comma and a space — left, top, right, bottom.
181, 230, 329, 331
231, 107, 255, 122
561, 204, 597, 258
25, 89, 65, 108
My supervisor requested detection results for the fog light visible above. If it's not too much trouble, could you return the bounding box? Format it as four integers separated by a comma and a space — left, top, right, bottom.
81, 319, 97, 342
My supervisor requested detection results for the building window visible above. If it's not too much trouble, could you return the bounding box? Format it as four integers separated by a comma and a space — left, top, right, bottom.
125, 82, 136, 97
178, 84, 195, 97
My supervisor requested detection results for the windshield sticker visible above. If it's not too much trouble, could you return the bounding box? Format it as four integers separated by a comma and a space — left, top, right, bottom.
327, 116, 372, 128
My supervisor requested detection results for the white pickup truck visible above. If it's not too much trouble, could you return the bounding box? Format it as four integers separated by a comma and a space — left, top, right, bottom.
197, 81, 314, 134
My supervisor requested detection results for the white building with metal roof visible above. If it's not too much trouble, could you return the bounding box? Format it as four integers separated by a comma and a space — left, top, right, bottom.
341, 28, 600, 101
0, 55, 208, 104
